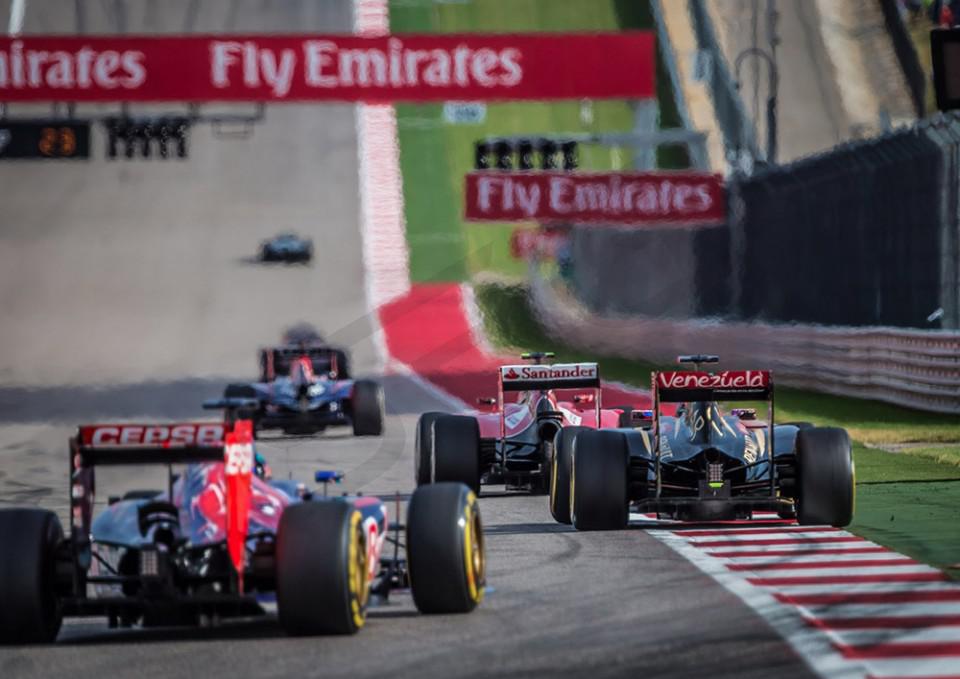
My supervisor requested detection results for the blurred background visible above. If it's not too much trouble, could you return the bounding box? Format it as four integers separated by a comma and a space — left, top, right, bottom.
1, 0, 959, 661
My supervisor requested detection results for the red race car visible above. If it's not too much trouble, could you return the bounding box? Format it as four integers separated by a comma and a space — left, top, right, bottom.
415, 352, 648, 520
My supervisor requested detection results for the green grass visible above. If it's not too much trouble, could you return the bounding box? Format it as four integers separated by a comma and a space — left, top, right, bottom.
391, 0, 685, 282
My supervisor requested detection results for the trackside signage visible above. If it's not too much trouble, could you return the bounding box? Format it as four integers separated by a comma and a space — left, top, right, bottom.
500, 363, 600, 391
0, 33, 655, 102
465, 171, 726, 226
655, 371, 771, 402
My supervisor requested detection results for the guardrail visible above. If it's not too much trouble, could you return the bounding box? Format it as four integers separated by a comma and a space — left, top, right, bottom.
529, 271, 960, 414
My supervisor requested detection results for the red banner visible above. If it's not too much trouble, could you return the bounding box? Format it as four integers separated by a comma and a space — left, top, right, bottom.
0, 33, 654, 102
509, 227, 569, 260
465, 171, 725, 226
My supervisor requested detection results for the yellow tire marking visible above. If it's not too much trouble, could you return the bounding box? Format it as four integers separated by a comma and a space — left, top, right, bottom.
347, 509, 368, 630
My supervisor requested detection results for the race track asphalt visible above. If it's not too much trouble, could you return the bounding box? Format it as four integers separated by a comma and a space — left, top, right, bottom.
0, 1, 813, 677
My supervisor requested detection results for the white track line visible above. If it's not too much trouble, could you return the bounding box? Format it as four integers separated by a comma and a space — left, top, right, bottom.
8, 0, 25, 36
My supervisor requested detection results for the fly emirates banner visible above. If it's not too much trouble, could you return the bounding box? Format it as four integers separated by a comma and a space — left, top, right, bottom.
0, 33, 654, 102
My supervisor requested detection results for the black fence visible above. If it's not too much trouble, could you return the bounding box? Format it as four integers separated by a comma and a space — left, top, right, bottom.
734, 126, 944, 327
569, 114, 960, 329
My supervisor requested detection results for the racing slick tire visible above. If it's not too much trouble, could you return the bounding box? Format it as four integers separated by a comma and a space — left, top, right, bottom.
550, 426, 589, 524
796, 427, 855, 527
433, 415, 481, 494
571, 430, 630, 531
783, 421, 814, 430
276, 501, 370, 635
0, 508, 64, 644
415, 412, 446, 486
351, 380, 385, 437
407, 483, 485, 615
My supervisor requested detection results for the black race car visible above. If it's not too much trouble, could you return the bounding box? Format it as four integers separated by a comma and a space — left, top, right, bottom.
555, 355, 854, 530
258, 233, 313, 263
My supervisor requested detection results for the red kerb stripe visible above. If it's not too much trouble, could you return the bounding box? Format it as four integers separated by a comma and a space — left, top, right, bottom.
728, 558, 917, 571
694, 536, 865, 548
707, 547, 889, 558
680, 526, 838, 538
778, 590, 960, 605
837, 641, 960, 659
809, 615, 960, 630
747, 572, 948, 586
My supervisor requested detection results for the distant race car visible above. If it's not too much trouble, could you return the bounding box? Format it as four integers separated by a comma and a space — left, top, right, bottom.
205, 345, 382, 437
415, 352, 643, 507
259, 331, 351, 381
0, 420, 485, 643
258, 233, 313, 263
561, 355, 855, 530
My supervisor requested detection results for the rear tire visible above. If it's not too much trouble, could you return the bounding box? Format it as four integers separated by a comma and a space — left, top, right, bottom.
351, 380, 384, 436
550, 426, 589, 524
796, 427, 855, 527
433, 416, 481, 494
408, 483, 485, 614
276, 501, 369, 635
415, 412, 445, 486
0, 509, 64, 644
333, 349, 351, 380
571, 430, 629, 531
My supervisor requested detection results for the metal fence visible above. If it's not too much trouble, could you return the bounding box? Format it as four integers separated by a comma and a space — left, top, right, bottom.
687, 0, 759, 165
569, 113, 960, 330
732, 113, 960, 330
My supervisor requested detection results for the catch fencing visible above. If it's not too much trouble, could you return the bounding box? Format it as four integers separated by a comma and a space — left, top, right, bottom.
529, 271, 960, 414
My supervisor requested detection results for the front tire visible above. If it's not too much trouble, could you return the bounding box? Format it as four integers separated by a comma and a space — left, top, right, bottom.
408, 483, 485, 614
571, 430, 629, 531
550, 426, 589, 524
433, 415, 481, 493
796, 427, 854, 527
415, 412, 445, 486
351, 380, 385, 436
0, 509, 64, 644
276, 501, 369, 635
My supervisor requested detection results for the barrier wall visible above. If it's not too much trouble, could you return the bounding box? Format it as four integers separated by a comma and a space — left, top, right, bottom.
530, 271, 960, 414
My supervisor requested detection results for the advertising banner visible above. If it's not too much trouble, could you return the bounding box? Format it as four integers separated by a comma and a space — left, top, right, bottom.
465, 171, 726, 226
0, 33, 654, 102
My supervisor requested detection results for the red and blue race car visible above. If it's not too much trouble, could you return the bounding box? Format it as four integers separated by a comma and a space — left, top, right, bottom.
0, 420, 485, 643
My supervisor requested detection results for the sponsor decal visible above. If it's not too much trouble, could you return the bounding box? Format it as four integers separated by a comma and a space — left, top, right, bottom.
80, 422, 226, 446
656, 371, 770, 391
0, 33, 654, 102
224, 421, 254, 590
465, 171, 725, 226
500, 363, 598, 383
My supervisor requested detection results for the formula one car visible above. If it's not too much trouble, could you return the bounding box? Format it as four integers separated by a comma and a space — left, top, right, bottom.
0, 420, 485, 644
259, 330, 351, 381
258, 233, 313, 263
562, 355, 854, 530
205, 345, 382, 437
415, 352, 640, 501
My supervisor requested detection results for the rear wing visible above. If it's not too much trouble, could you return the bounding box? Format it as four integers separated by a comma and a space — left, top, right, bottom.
651, 368, 775, 498
499, 363, 600, 391
653, 370, 771, 402
74, 422, 227, 466
260, 345, 340, 381
497, 362, 601, 439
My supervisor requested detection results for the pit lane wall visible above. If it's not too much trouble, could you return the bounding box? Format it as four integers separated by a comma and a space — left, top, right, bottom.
529, 269, 960, 414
